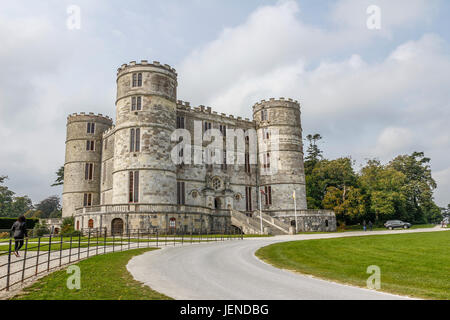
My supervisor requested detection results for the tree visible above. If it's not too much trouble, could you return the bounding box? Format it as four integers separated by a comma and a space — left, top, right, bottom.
388, 152, 440, 223
36, 196, 61, 218
10, 196, 33, 216
322, 186, 367, 225
304, 134, 323, 175
359, 160, 407, 222
306, 157, 359, 211
51, 166, 64, 187
0, 176, 14, 217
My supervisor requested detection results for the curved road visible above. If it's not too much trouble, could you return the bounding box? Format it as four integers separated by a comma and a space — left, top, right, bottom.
128, 227, 447, 300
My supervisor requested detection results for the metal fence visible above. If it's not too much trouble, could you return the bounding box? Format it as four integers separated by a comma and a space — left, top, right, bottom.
0, 228, 243, 292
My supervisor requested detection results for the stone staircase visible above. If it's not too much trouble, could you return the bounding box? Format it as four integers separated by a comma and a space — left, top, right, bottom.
230, 209, 292, 235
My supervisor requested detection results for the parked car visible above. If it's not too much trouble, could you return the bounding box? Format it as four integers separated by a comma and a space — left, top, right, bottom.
384, 220, 411, 230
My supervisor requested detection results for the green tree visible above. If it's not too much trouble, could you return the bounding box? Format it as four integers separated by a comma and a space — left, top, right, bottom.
388, 152, 440, 223
359, 160, 407, 223
304, 134, 323, 175
0, 176, 15, 217
10, 196, 33, 216
51, 166, 64, 187
36, 196, 61, 218
322, 186, 366, 225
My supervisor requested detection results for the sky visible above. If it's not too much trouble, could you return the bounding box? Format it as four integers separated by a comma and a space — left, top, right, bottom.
0, 0, 449, 207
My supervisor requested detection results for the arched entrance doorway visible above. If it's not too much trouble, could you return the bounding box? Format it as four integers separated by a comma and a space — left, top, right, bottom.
111, 218, 124, 235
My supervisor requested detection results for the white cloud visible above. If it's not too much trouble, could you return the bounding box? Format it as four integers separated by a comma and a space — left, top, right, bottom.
177, 1, 450, 206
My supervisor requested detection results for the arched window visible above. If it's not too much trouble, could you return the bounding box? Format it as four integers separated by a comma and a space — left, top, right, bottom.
111, 218, 124, 236
76, 221, 80, 230
88, 219, 94, 229
169, 218, 176, 229
325, 220, 329, 227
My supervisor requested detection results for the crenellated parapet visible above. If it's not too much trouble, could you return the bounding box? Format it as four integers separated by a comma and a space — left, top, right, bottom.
176, 101, 255, 125
117, 60, 177, 79
252, 97, 300, 114
67, 112, 113, 126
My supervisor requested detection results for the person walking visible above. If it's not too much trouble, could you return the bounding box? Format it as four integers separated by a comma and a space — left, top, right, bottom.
10, 215, 28, 257
363, 220, 367, 232
369, 221, 373, 231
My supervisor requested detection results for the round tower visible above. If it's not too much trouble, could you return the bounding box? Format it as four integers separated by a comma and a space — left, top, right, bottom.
62, 113, 113, 217
113, 60, 178, 204
253, 98, 307, 214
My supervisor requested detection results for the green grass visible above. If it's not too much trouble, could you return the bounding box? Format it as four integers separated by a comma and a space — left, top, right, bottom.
256, 231, 450, 300
12, 248, 171, 300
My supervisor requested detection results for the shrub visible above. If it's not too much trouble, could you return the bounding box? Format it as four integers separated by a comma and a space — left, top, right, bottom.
60, 216, 82, 237
32, 222, 50, 237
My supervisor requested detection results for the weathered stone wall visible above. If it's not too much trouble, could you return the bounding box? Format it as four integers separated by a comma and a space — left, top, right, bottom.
253, 98, 307, 213
112, 61, 178, 205
63, 113, 112, 217
276, 210, 337, 232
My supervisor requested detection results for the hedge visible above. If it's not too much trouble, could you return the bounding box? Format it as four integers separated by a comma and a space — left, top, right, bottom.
0, 217, 38, 230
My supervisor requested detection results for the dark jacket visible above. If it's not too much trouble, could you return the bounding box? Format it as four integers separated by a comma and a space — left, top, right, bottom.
11, 221, 28, 239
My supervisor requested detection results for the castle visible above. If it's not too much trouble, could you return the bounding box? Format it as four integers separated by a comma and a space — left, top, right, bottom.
62, 60, 336, 235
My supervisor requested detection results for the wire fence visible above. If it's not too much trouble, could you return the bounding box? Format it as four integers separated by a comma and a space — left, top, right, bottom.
0, 227, 243, 292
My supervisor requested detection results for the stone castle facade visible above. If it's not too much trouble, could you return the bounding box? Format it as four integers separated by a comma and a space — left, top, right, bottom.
63, 60, 336, 235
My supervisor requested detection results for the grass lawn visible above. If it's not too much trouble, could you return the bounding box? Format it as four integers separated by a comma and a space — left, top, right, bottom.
256, 231, 450, 300
11, 248, 171, 300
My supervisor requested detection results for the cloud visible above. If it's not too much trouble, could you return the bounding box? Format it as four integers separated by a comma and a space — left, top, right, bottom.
177, 1, 450, 205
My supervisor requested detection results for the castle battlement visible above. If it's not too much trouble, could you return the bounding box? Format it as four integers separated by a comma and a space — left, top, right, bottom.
252, 97, 300, 112
117, 60, 177, 77
176, 101, 254, 125
67, 112, 113, 125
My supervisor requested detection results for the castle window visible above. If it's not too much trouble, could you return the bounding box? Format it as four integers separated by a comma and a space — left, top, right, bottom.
264, 186, 272, 206
130, 128, 141, 152
177, 182, 186, 205
131, 96, 142, 111
83, 193, 92, 207
219, 124, 227, 137
261, 109, 268, 121
245, 153, 250, 173
263, 128, 270, 140
102, 163, 107, 184
222, 150, 227, 171
129, 171, 139, 203
104, 138, 108, 150
87, 122, 95, 134
86, 140, 95, 151
132, 73, 142, 87
263, 153, 271, 172
204, 121, 212, 132
177, 116, 185, 129
85, 163, 94, 180
245, 187, 252, 212
88, 219, 94, 229
169, 218, 176, 229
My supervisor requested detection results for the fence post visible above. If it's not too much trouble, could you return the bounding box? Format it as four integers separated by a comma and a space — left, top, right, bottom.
59, 235, 63, 267
128, 229, 131, 251
69, 235, 73, 263
165, 230, 168, 247
77, 233, 81, 261
104, 229, 107, 255
47, 235, 52, 272
147, 231, 150, 248
156, 230, 159, 248
138, 229, 140, 249
96, 229, 99, 256
21, 238, 29, 283
181, 229, 184, 246
190, 229, 193, 244
87, 229, 91, 258
173, 230, 176, 246
6, 239, 12, 291
35, 237, 41, 276
112, 234, 115, 253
